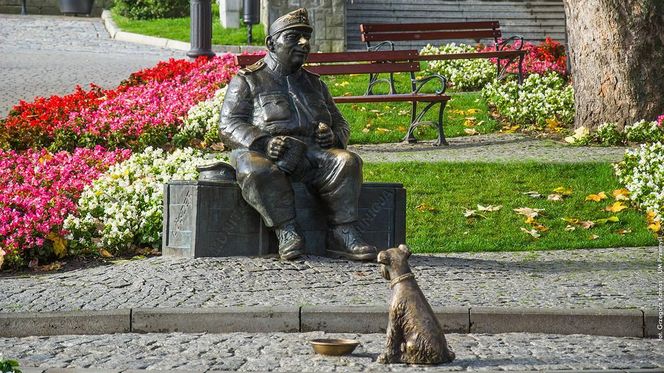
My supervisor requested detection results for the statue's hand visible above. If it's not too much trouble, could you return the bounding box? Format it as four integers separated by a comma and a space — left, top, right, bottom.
266, 136, 288, 160
316, 123, 335, 148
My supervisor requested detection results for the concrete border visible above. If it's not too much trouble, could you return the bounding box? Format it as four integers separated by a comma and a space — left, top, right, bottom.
131, 306, 300, 333
100, 10, 266, 54
470, 307, 645, 337
0, 306, 657, 338
300, 305, 468, 333
0, 309, 130, 337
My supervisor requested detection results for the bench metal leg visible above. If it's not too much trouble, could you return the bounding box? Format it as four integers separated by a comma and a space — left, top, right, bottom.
366, 72, 397, 95
403, 100, 448, 146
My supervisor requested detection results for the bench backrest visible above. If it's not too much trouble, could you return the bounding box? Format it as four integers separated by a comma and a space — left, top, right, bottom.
360, 21, 502, 45
234, 50, 421, 76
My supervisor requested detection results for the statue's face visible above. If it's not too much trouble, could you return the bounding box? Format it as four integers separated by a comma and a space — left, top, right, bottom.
269, 28, 311, 69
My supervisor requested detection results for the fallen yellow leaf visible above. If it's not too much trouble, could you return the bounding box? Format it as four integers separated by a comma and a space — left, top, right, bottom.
375, 127, 391, 133
605, 201, 628, 213
585, 192, 608, 202
466, 108, 480, 115
580, 220, 595, 229
523, 191, 543, 199
553, 186, 573, 196
616, 229, 632, 235
46, 233, 67, 258
477, 204, 502, 212
464, 128, 479, 136
532, 223, 549, 232
565, 225, 576, 231
99, 248, 114, 258
416, 203, 437, 213
547, 194, 564, 201
595, 216, 620, 225
612, 189, 630, 201
521, 227, 541, 239
501, 125, 521, 133
589, 234, 600, 240
514, 207, 545, 218
561, 217, 580, 224
648, 220, 661, 233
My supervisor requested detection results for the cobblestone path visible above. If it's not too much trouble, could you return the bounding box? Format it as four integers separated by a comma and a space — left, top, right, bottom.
0, 247, 657, 312
0, 14, 181, 117
1, 331, 662, 371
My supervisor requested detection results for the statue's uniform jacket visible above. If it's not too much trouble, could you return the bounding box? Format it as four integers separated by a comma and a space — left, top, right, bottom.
219, 54, 363, 228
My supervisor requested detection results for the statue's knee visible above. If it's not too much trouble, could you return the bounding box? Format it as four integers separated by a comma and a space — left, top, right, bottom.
334, 150, 362, 170
240, 164, 282, 186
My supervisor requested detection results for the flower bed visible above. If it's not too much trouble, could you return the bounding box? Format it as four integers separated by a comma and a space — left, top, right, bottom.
482, 73, 574, 126
0, 147, 130, 267
614, 142, 664, 235
482, 36, 567, 77
1, 55, 238, 152
420, 37, 567, 91
565, 118, 664, 146
0, 54, 242, 269
64, 147, 225, 254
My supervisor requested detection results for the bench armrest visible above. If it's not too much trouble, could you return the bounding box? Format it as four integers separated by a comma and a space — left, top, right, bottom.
367, 40, 395, 51
412, 74, 447, 95
497, 35, 524, 51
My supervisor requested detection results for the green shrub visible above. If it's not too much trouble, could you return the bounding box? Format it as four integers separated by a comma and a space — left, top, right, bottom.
113, 0, 189, 20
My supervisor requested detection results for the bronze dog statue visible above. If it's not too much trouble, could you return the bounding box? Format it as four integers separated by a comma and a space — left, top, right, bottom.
377, 244, 455, 364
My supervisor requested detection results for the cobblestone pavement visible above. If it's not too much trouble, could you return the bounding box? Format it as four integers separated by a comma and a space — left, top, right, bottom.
1, 331, 662, 371
0, 247, 658, 312
0, 14, 182, 117
349, 134, 629, 163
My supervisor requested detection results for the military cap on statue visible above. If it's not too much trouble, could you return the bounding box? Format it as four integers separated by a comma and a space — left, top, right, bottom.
268, 8, 313, 37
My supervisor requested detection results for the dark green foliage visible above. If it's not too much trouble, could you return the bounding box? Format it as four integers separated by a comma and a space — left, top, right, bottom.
113, 0, 189, 20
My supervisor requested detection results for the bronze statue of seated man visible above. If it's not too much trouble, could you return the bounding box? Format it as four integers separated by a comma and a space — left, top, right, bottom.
219, 8, 377, 261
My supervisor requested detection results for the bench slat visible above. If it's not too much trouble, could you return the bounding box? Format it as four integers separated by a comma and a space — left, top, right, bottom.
307, 50, 419, 63
360, 21, 499, 33
234, 50, 420, 68
334, 94, 450, 104
307, 62, 420, 76
362, 29, 501, 42
414, 50, 526, 61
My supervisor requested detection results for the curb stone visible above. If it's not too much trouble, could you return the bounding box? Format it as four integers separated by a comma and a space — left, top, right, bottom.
100, 10, 266, 54
1, 306, 657, 338
0, 309, 130, 337
131, 306, 300, 333
469, 307, 645, 337
300, 305, 469, 333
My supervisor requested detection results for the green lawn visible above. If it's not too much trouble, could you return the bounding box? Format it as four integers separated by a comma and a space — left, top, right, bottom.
111, 5, 266, 46
321, 73, 499, 144
364, 162, 657, 253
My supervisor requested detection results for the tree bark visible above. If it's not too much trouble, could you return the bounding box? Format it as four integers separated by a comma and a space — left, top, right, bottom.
563, 0, 664, 129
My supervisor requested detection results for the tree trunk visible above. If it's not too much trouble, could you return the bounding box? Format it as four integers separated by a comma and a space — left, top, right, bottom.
563, 0, 664, 129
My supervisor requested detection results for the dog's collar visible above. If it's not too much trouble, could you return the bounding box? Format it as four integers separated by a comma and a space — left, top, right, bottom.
390, 272, 415, 288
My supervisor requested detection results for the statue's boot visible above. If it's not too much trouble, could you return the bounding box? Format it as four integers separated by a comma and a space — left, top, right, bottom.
327, 223, 377, 261
275, 220, 304, 260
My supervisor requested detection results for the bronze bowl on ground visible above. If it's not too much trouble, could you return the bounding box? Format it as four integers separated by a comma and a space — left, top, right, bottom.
310, 338, 360, 356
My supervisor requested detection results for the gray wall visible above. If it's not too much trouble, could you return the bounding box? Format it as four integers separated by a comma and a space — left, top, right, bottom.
346, 0, 566, 50
261, 0, 346, 52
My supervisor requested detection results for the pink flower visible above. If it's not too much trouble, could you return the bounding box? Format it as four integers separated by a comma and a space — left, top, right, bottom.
0, 147, 130, 257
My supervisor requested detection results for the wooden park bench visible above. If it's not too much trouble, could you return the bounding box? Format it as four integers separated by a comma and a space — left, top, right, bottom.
360, 21, 527, 84
235, 50, 451, 146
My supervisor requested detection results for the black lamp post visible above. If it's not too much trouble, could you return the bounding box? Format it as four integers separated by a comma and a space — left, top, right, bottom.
243, 0, 260, 44
187, 0, 215, 59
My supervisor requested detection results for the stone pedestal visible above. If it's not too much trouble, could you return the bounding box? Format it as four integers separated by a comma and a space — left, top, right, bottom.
162, 181, 406, 257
